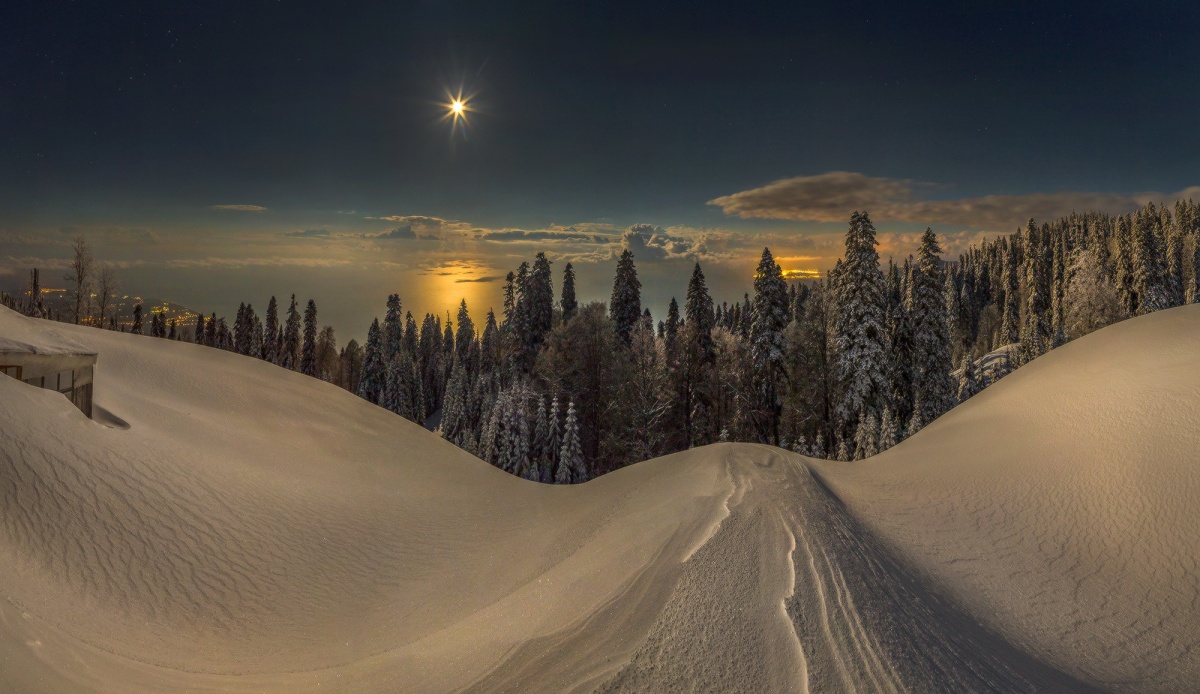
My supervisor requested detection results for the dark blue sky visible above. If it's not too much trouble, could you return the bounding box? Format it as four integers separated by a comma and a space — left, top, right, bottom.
4, 1, 1197, 224
2, 1, 1198, 340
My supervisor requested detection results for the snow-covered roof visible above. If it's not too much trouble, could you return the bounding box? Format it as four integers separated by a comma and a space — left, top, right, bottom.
0, 305, 96, 356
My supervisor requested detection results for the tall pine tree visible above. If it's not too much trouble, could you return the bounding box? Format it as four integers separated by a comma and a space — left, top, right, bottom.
749, 248, 789, 444
833, 211, 892, 451
609, 249, 641, 347
910, 229, 956, 426
301, 299, 318, 376
561, 262, 578, 321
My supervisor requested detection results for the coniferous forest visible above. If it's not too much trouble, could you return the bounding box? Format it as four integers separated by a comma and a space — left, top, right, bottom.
33, 199, 1199, 482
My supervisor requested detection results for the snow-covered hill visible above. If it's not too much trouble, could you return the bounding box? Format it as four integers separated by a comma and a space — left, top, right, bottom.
1, 305, 1197, 692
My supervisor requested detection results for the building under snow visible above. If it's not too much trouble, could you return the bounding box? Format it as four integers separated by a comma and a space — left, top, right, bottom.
0, 306, 97, 418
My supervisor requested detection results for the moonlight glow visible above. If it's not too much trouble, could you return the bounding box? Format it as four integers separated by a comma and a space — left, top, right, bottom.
441, 88, 473, 133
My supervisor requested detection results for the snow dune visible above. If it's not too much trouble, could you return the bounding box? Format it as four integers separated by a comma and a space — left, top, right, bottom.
0, 305, 1197, 692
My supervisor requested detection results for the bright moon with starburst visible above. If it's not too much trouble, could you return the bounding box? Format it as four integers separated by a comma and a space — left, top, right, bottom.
441, 88, 473, 136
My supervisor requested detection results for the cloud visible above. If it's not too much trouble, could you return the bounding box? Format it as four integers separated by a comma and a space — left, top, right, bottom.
709, 172, 1200, 231
619, 224, 734, 262
211, 204, 267, 212
284, 228, 336, 238
164, 256, 353, 269
283, 225, 439, 241
369, 225, 440, 241
454, 275, 502, 283
477, 228, 615, 244
377, 226, 417, 239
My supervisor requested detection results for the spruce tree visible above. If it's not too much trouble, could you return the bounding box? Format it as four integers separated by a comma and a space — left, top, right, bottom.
1000, 239, 1020, 346
1164, 206, 1183, 306
833, 211, 892, 450
281, 294, 302, 369
265, 296, 280, 363
957, 353, 980, 402
382, 355, 406, 416
442, 316, 455, 372
235, 303, 248, 352
609, 249, 641, 347
561, 262, 578, 321
132, 303, 143, 335
547, 396, 561, 477
301, 299, 318, 376
419, 314, 444, 417
885, 262, 915, 426
664, 297, 680, 366
440, 363, 469, 445
855, 411, 879, 459
680, 262, 715, 445
357, 318, 385, 403
1022, 221, 1051, 358
533, 395, 550, 481
384, 294, 404, 362
480, 309, 499, 375
455, 300, 476, 375
204, 312, 217, 346
556, 401, 586, 484
749, 247, 790, 444
404, 311, 419, 356
502, 271, 516, 328
685, 263, 714, 360
251, 315, 264, 360
910, 228, 956, 426
1113, 215, 1136, 315
529, 252, 554, 348
878, 408, 897, 452
1132, 203, 1168, 314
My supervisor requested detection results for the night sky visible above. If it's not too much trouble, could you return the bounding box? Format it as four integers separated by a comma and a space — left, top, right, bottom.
2, 1, 1198, 340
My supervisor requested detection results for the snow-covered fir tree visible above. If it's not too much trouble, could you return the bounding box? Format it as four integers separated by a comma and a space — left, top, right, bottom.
561, 262, 578, 321
455, 300, 475, 375
357, 318, 386, 404
679, 262, 715, 446
533, 395, 549, 481
1000, 239, 1020, 347
1022, 221, 1051, 359
855, 411, 879, 459
1065, 246, 1125, 338
957, 353, 980, 402
878, 407, 898, 452
1132, 202, 1168, 314
910, 228, 956, 426
300, 299, 318, 377
609, 249, 641, 347
418, 314, 444, 417
885, 260, 915, 426
281, 294, 301, 370
528, 252, 554, 351
556, 401, 586, 484
546, 396, 561, 477
264, 295, 279, 363
749, 247, 789, 444
833, 211, 892, 452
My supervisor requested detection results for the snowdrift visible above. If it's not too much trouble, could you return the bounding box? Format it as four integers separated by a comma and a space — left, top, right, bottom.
1, 305, 1197, 692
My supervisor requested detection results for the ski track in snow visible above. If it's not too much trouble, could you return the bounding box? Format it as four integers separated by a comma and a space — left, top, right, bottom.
1, 305, 1199, 691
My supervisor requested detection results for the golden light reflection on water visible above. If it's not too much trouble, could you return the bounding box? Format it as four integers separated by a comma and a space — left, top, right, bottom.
781, 268, 821, 280
403, 264, 507, 324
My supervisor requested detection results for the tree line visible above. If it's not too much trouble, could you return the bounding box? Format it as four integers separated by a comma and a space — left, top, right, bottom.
8, 198, 1197, 482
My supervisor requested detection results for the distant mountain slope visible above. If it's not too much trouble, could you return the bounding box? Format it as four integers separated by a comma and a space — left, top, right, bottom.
0, 305, 1197, 692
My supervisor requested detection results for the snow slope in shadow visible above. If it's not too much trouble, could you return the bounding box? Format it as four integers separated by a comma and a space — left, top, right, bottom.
1, 305, 1197, 692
